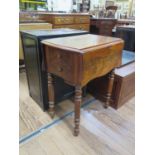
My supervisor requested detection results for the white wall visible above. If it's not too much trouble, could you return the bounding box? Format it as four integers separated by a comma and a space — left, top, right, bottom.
90, 0, 106, 10
47, 0, 72, 12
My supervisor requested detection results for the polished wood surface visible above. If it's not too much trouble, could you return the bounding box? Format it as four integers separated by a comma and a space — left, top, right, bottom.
42, 34, 124, 136
19, 11, 90, 31
104, 69, 115, 108
20, 72, 134, 154
19, 71, 93, 138
42, 34, 123, 86
20, 71, 134, 154
43, 34, 121, 50
47, 73, 55, 117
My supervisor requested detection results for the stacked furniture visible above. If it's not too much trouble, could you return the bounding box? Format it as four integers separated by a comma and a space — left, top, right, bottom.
20, 28, 89, 111
88, 50, 135, 109
19, 11, 90, 31
19, 22, 52, 64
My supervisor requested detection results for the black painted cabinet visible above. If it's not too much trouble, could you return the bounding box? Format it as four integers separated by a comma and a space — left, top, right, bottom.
21, 28, 89, 110
115, 26, 135, 52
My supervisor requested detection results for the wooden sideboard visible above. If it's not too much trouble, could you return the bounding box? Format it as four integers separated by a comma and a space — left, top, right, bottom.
20, 12, 90, 31
90, 18, 117, 36
42, 34, 124, 136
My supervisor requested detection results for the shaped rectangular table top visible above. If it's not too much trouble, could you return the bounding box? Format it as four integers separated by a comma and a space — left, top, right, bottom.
42, 34, 123, 52
42, 34, 124, 86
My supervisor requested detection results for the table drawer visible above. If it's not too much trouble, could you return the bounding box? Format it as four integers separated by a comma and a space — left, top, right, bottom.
54, 16, 74, 25
45, 47, 74, 81
75, 16, 90, 24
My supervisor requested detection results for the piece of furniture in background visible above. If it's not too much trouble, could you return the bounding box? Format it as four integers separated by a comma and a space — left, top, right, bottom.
88, 50, 135, 109
19, 11, 90, 31
42, 34, 123, 136
117, 19, 135, 26
90, 18, 117, 36
19, 11, 45, 23
115, 25, 135, 51
19, 23, 52, 65
20, 28, 89, 111
105, 6, 118, 18
79, 0, 90, 12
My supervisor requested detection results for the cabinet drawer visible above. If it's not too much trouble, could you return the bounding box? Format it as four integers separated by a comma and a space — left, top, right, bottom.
100, 21, 113, 25
54, 25, 75, 29
77, 24, 90, 31
75, 16, 90, 24
54, 16, 74, 25
54, 24, 89, 31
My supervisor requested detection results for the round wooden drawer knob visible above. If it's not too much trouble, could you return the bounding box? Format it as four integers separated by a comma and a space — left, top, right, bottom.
58, 67, 63, 72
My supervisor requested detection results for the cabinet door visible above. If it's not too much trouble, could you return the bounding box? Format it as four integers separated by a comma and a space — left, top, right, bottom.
22, 36, 44, 109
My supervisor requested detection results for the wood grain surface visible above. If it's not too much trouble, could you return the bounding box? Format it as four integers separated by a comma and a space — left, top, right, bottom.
19, 72, 93, 138
20, 71, 134, 155
42, 34, 124, 136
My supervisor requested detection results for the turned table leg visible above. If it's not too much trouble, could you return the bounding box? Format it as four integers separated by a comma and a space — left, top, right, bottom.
47, 73, 55, 118
74, 86, 82, 136
104, 69, 115, 108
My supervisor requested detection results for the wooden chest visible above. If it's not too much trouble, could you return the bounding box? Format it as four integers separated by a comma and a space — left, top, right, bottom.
88, 61, 135, 109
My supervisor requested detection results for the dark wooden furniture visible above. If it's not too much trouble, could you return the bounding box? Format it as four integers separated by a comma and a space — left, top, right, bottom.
19, 22, 52, 63
90, 18, 117, 36
88, 51, 135, 109
20, 28, 89, 111
42, 34, 124, 136
105, 6, 118, 18
117, 19, 135, 26
106, 6, 118, 11
20, 11, 90, 31
115, 25, 135, 51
